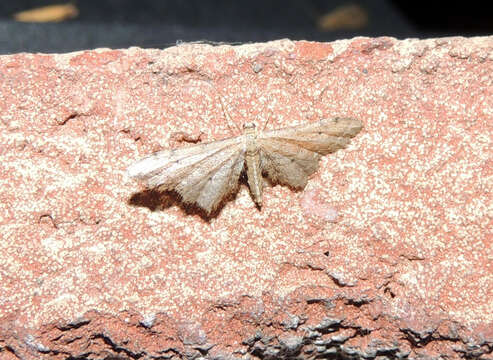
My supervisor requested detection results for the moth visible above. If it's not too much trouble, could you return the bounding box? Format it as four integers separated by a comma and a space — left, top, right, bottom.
127, 117, 363, 214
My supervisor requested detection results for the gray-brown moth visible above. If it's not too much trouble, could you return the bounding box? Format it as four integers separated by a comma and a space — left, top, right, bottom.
127, 118, 363, 214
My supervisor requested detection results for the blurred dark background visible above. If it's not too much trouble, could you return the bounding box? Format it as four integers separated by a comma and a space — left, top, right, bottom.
0, 0, 491, 54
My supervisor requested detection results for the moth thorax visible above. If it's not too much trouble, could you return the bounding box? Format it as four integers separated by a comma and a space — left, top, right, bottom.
243, 122, 257, 135
243, 123, 258, 154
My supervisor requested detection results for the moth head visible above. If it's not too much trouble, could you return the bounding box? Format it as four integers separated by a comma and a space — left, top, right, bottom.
242, 122, 256, 130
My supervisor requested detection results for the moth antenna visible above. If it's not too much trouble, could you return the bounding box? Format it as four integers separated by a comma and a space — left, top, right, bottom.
202, 80, 242, 134
260, 92, 277, 132
217, 95, 241, 134
262, 116, 271, 132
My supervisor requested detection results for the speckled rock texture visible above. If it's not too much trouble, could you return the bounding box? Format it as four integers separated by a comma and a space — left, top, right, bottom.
0, 37, 492, 359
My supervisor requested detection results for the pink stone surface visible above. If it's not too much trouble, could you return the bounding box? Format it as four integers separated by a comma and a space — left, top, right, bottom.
0, 37, 492, 359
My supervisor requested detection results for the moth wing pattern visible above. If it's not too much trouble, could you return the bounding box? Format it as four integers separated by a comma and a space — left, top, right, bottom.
175, 143, 245, 213
258, 117, 363, 188
258, 139, 321, 189
127, 136, 245, 214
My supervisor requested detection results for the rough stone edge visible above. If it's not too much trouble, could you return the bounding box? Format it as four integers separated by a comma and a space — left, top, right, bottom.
1, 292, 492, 359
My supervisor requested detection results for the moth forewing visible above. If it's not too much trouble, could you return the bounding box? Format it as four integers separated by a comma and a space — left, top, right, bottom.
257, 117, 362, 188
127, 135, 246, 214
259, 139, 321, 189
174, 143, 244, 206
258, 117, 363, 154
127, 136, 242, 184
194, 150, 245, 213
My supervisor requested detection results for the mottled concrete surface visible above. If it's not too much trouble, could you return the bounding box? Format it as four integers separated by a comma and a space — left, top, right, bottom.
0, 37, 491, 359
